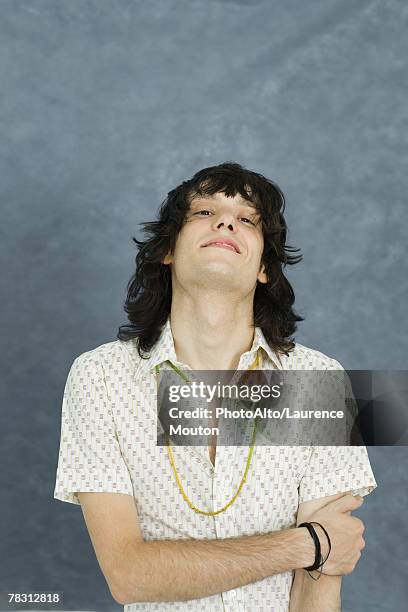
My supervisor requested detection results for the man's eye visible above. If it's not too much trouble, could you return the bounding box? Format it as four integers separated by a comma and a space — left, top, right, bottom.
193, 211, 256, 225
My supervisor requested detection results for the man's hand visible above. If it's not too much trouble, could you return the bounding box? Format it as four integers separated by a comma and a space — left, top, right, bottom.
306, 493, 365, 575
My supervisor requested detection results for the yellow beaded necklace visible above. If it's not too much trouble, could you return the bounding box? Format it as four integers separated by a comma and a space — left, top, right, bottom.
155, 350, 262, 516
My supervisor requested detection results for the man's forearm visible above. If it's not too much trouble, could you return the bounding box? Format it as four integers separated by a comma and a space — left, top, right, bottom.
289, 569, 342, 612
114, 527, 315, 604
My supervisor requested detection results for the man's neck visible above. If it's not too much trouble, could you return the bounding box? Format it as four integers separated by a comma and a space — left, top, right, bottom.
169, 289, 256, 371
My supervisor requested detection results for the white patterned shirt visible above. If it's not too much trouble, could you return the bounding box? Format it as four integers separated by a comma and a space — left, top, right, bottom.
54, 317, 377, 612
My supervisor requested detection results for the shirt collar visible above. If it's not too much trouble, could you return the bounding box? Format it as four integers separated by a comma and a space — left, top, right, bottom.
250, 325, 284, 369
144, 316, 283, 372
146, 316, 179, 371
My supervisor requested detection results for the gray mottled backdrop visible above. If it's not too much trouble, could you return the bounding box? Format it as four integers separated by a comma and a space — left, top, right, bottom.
1, 1, 407, 611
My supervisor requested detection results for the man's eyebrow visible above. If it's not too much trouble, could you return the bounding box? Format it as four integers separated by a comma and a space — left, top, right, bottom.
190, 197, 258, 211
243, 202, 259, 212
237, 201, 261, 216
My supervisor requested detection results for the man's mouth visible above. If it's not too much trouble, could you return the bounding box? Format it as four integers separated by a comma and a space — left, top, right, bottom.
201, 239, 240, 253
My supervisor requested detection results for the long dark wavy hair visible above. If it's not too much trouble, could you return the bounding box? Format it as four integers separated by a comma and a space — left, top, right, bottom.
117, 161, 304, 359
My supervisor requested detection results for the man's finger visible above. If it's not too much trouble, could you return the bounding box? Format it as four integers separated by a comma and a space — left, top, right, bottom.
327, 493, 364, 513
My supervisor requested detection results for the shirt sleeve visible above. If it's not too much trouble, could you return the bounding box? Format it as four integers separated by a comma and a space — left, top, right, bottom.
298, 358, 378, 503
53, 351, 134, 506
298, 445, 378, 503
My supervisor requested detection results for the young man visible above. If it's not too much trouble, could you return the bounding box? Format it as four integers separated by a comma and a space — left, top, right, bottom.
54, 162, 377, 611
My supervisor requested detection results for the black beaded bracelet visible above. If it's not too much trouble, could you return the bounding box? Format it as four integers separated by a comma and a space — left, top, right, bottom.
298, 521, 332, 581
298, 522, 322, 571
310, 521, 332, 566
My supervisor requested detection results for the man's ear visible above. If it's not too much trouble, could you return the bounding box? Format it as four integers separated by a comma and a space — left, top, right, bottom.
161, 252, 173, 265
257, 262, 268, 284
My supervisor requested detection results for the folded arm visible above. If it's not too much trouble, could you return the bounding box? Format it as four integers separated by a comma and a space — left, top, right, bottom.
289, 492, 349, 612
77, 491, 316, 604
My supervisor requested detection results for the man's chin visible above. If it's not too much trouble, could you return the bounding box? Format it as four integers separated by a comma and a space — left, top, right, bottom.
190, 268, 247, 291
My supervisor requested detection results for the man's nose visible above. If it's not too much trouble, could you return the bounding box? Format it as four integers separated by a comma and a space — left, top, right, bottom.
212, 212, 238, 231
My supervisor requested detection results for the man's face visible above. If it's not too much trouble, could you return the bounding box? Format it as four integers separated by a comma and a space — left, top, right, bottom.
162, 191, 268, 292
